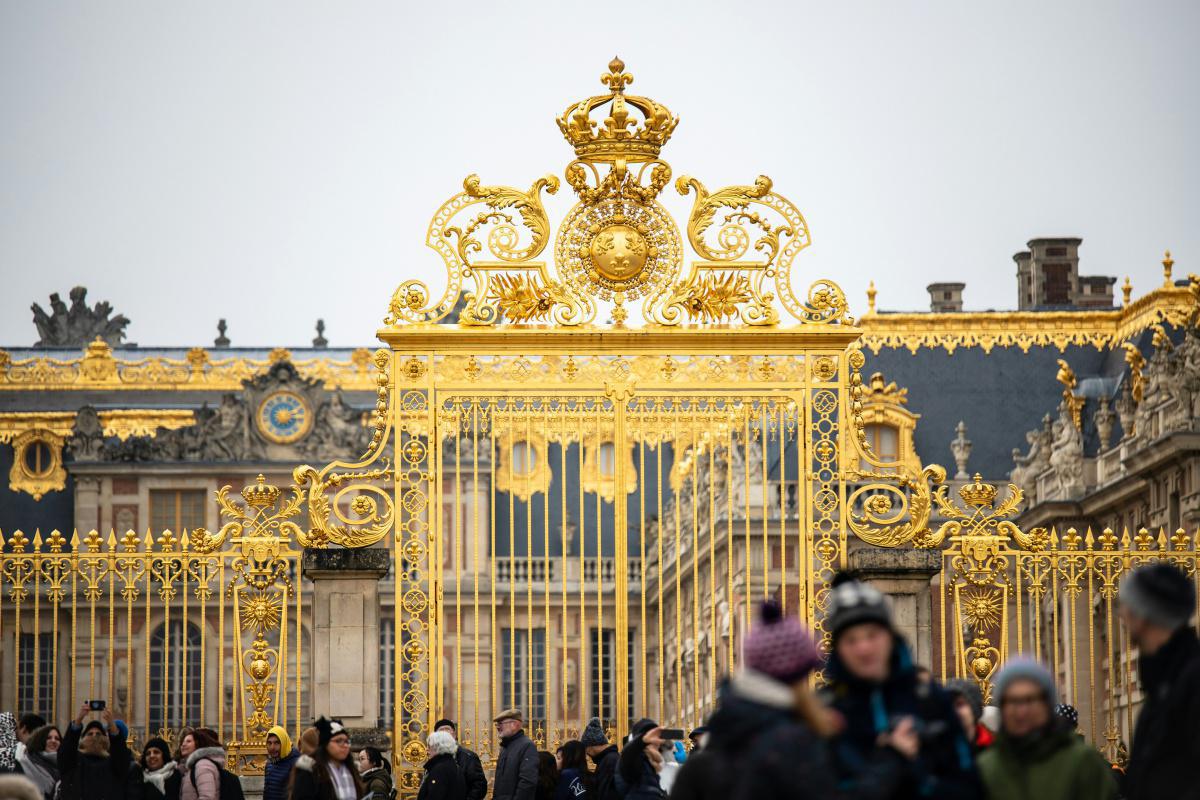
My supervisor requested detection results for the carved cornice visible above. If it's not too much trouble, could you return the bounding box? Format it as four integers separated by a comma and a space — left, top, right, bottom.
858, 284, 1198, 355
0, 340, 378, 391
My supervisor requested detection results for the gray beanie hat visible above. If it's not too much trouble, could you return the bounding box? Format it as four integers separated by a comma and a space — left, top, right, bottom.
1120, 562, 1196, 630
992, 657, 1057, 707
580, 717, 607, 748
945, 679, 984, 723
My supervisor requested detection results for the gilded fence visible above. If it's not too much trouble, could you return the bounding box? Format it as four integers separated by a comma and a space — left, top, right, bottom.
0, 476, 306, 771
926, 473, 1200, 761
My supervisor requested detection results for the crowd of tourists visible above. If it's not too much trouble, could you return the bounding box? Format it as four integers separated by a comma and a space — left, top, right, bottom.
2, 561, 1197, 800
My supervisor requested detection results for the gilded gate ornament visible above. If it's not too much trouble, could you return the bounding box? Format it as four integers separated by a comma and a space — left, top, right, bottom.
382, 57, 848, 330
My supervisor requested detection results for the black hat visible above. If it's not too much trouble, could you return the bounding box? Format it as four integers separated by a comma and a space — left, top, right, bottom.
314, 717, 346, 747
141, 737, 172, 767
945, 679, 984, 723
687, 726, 708, 741
1120, 562, 1196, 630
433, 719, 456, 732
82, 720, 107, 736
827, 572, 893, 640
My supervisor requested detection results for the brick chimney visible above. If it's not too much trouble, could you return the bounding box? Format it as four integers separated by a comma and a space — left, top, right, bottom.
927, 282, 965, 312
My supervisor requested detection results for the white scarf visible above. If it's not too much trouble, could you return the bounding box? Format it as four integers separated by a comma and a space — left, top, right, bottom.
143, 762, 179, 792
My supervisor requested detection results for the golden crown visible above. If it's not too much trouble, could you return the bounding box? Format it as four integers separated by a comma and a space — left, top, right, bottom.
959, 473, 998, 508
556, 57, 679, 164
241, 473, 281, 509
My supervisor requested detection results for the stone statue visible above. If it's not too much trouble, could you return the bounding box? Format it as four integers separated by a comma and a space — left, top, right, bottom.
1010, 414, 1052, 501
1048, 401, 1084, 499
31, 287, 130, 347
68, 406, 106, 462
302, 389, 369, 458
950, 421, 972, 480
1094, 399, 1115, 450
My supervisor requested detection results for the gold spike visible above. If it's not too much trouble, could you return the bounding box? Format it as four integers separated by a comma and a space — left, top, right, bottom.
1120, 528, 1131, 549
106, 529, 118, 549
1163, 250, 1174, 287
33, 530, 43, 550
181, 529, 191, 549
1084, 528, 1095, 549
1158, 527, 1168, 549
1122, 276, 1132, 306
69, 529, 80, 547
1049, 527, 1059, 548
143, 528, 154, 549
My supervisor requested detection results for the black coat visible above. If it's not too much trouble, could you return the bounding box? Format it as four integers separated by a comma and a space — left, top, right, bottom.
289, 755, 361, 800
491, 732, 537, 800
453, 747, 486, 800
587, 747, 618, 800
823, 636, 981, 800
1125, 627, 1200, 800
417, 753, 464, 800
615, 730, 665, 800
58, 724, 134, 800
670, 671, 834, 800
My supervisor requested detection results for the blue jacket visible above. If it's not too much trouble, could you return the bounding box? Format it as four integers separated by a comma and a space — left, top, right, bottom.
262, 749, 298, 800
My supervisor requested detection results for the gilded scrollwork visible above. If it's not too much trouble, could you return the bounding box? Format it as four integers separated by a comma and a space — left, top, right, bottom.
847, 465, 946, 548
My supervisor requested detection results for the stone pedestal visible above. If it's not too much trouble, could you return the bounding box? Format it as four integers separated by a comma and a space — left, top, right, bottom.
848, 544, 941, 668
303, 548, 390, 736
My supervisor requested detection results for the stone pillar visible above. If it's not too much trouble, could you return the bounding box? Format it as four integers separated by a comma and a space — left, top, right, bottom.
848, 543, 941, 669
75, 476, 101, 533
303, 547, 391, 746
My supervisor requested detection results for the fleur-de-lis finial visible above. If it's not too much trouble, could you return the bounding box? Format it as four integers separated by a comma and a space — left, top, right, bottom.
601, 56, 633, 94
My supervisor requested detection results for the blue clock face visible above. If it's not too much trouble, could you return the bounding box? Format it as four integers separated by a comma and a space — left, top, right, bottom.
257, 391, 312, 444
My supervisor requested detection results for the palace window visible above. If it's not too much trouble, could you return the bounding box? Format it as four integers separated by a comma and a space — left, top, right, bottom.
861, 423, 899, 466
590, 628, 634, 723
17, 633, 55, 717
511, 441, 538, 475
149, 489, 206, 532
502, 628, 546, 722
379, 623, 395, 725
148, 621, 202, 729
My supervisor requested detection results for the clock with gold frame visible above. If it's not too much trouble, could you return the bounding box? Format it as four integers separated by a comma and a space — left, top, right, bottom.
256, 390, 313, 444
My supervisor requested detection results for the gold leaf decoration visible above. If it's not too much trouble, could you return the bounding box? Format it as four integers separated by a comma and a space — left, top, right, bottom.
683, 273, 751, 322
488, 274, 556, 323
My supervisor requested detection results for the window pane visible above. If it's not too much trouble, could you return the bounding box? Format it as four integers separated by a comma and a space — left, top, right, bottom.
17, 633, 54, 716
148, 622, 202, 730
149, 489, 207, 531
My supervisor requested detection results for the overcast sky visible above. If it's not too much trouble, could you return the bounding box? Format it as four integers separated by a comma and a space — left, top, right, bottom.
1, 1, 1196, 348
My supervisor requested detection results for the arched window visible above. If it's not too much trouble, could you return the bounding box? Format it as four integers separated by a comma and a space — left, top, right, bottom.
148, 621, 202, 729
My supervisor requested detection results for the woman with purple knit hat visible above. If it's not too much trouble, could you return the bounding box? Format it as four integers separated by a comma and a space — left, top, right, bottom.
669, 600, 834, 800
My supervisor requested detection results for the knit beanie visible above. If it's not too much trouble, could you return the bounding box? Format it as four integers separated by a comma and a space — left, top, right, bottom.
1054, 703, 1079, 730
314, 718, 346, 748
1120, 562, 1196, 630
433, 719, 456, 733
826, 573, 893, 641
141, 737, 173, 768
992, 657, 1057, 707
579, 717, 607, 748
81, 720, 107, 737
945, 679, 984, 723
742, 600, 823, 683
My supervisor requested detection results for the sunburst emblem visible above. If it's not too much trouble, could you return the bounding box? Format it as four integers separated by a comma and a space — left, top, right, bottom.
240, 589, 282, 633
961, 587, 1002, 630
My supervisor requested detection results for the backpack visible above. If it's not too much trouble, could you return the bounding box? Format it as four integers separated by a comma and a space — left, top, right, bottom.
189, 758, 246, 800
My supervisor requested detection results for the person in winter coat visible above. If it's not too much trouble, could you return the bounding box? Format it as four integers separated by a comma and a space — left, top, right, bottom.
17, 726, 61, 800
264, 727, 299, 800
0, 774, 43, 800
534, 753, 557, 800
553, 741, 588, 800
1119, 561, 1200, 800
0, 713, 20, 775
136, 737, 176, 800
178, 729, 225, 800
416, 732, 464, 800
59, 705, 133, 800
291, 719, 362, 800
14, 716, 47, 772
978, 659, 1116, 799
490, 710, 536, 800
614, 719, 667, 800
578, 720, 616, 800
945, 680, 993, 754
823, 573, 981, 800
354, 748, 390, 800
432, 721, 485, 800
670, 601, 835, 800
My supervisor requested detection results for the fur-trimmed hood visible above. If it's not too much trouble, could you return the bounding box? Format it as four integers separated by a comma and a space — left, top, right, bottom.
295, 753, 316, 772
185, 746, 227, 770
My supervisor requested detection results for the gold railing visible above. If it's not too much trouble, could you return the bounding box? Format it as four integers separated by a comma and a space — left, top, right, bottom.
925, 475, 1199, 760
0, 476, 306, 772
